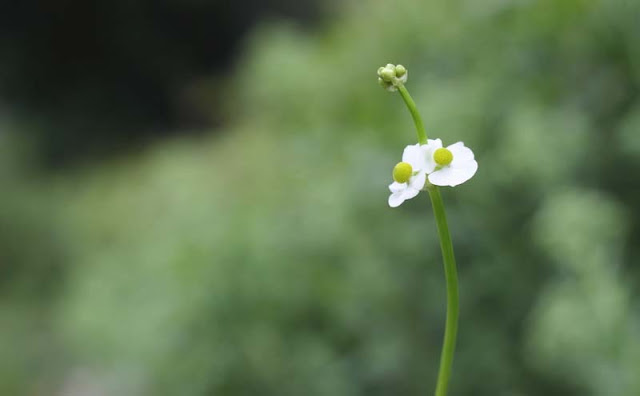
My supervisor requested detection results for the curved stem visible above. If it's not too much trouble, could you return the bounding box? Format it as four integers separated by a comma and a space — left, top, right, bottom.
394, 78, 458, 395
427, 186, 459, 396
397, 84, 428, 144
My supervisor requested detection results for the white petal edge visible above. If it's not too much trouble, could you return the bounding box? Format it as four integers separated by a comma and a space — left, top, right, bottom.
428, 160, 478, 187
389, 181, 406, 193
388, 178, 422, 207
408, 172, 426, 191
402, 187, 420, 201
388, 192, 406, 207
447, 142, 475, 165
402, 144, 429, 171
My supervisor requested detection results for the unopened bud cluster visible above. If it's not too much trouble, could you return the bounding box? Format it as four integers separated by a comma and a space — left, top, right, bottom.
377, 63, 408, 92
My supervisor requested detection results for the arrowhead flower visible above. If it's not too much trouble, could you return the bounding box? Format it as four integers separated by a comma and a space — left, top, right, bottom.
388, 144, 429, 207
425, 139, 478, 187
388, 139, 477, 207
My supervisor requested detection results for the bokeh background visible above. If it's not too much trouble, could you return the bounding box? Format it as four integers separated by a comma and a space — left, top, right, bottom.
1, 0, 640, 395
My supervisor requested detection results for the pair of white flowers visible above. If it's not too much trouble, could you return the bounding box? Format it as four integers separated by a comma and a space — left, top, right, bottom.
388, 139, 478, 207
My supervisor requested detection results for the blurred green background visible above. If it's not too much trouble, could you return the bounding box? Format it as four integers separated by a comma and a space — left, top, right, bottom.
2, 0, 640, 395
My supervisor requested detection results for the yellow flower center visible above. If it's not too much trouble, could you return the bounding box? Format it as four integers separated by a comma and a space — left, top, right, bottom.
392, 162, 413, 183
434, 148, 453, 166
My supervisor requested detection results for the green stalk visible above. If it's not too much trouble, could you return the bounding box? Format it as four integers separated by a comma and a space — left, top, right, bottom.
396, 82, 459, 396
397, 83, 428, 144
427, 186, 459, 396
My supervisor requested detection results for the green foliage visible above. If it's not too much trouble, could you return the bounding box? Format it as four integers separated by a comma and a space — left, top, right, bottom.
2, 0, 640, 394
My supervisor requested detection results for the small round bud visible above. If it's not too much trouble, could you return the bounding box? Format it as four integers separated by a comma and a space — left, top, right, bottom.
434, 148, 453, 166
377, 67, 385, 77
395, 64, 407, 77
386, 63, 395, 69
393, 162, 413, 183
380, 67, 396, 82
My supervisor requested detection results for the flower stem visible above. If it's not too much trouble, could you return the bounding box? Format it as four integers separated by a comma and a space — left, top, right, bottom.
397, 83, 428, 144
394, 80, 458, 396
427, 185, 459, 396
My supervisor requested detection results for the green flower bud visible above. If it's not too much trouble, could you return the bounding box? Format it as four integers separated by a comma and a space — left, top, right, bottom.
434, 148, 453, 166
376, 64, 407, 90
393, 162, 413, 183
380, 67, 396, 82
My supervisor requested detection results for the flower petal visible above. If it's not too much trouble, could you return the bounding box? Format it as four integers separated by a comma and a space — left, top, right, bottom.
423, 138, 443, 173
402, 144, 429, 171
402, 186, 420, 201
447, 142, 475, 165
428, 160, 478, 187
408, 172, 426, 191
389, 181, 406, 193
388, 192, 406, 207
388, 176, 423, 207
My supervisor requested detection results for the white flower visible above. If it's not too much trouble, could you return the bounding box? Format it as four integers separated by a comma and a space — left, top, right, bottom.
424, 139, 478, 187
388, 144, 429, 207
